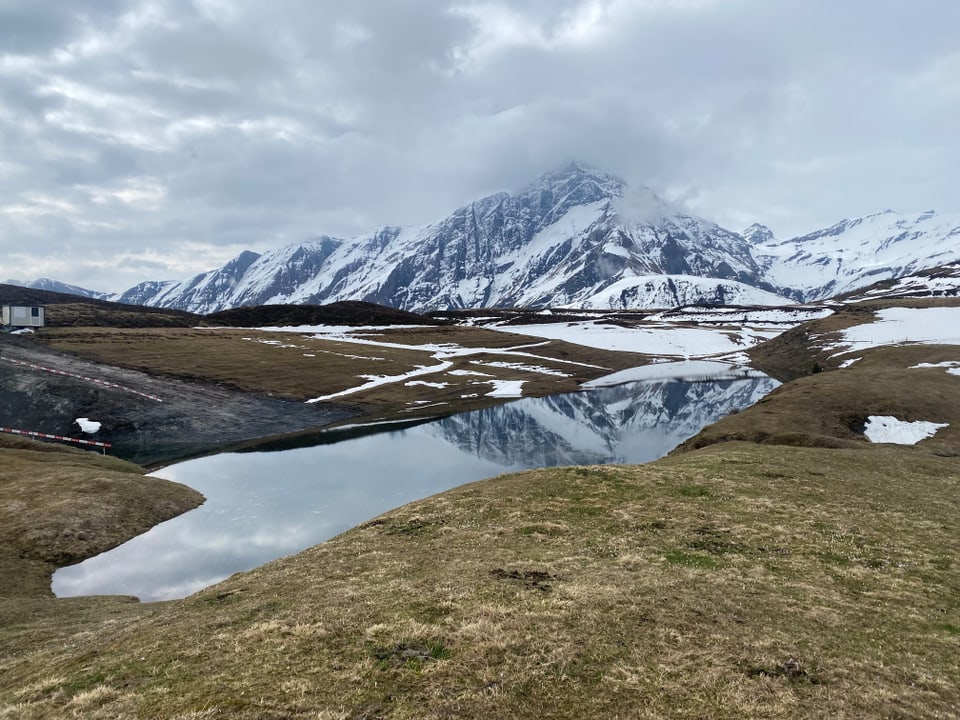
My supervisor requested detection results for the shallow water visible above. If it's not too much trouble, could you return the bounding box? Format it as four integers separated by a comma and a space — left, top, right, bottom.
53, 374, 777, 601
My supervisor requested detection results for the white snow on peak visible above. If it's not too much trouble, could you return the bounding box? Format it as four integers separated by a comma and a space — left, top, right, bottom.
863, 415, 948, 445
572, 275, 792, 310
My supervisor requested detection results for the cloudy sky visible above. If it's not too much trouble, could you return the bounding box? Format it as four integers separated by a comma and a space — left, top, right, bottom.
1, 0, 958, 292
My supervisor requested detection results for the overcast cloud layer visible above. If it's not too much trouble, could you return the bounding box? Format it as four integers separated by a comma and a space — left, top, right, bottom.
1, 0, 958, 292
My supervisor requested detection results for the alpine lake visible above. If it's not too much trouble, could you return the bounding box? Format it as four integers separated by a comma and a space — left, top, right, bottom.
53, 372, 778, 601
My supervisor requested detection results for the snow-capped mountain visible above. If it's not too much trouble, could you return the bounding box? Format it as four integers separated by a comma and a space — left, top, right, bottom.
4, 277, 108, 299
427, 375, 780, 468
112, 164, 781, 313
29, 164, 960, 313
755, 210, 960, 302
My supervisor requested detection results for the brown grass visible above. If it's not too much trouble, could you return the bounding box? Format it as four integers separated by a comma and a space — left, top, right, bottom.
683, 343, 960, 454
36, 326, 649, 421
750, 297, 960, 381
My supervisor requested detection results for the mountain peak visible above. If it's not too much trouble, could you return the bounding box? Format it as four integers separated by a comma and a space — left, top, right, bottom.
526, 162, 625, 198
742, 223, 776, 245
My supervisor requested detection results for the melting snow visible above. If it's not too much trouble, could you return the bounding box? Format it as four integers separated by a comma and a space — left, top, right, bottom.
496, 321, 771, 357
75, 418, 101, 434
471, 360, 571, 377
405, 381, 449, 388
486, 380, 525, 397
838, 357, 861, 369
831, 307, 960, 354
306, 361, 453, 403
863, 416, 949, 445
910, 360, 960, 377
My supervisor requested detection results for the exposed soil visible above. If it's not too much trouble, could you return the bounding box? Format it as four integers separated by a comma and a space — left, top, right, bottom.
0, 334, 358, 467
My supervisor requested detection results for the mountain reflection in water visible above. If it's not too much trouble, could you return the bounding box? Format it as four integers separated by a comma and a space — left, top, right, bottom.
53, 375, 778, 601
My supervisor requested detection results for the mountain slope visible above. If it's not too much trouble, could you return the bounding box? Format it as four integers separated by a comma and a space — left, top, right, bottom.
755, 210, 960, 302
3, 278, 107, 300
843, 261, 960, 301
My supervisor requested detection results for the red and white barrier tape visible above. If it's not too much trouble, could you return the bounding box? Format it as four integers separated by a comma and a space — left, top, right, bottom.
0, 426, 112, 449
1, 357, 163, 402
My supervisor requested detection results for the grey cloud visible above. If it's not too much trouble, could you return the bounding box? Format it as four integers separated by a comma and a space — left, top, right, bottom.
0, 0, 957, 291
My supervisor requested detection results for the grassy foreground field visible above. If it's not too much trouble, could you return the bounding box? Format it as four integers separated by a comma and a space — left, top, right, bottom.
1, 303, 959, 718
1, 441, 957, 718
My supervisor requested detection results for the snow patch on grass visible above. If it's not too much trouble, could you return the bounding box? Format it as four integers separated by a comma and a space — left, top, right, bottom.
472, 360, 571, 377
485, 380, 525, 397
863, 416, 949, 445
911, 360, 960, 377
832, 307, 960, 354
495, 321, 754, 356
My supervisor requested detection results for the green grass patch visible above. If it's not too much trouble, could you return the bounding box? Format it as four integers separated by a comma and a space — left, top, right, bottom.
663, 549, 720, 569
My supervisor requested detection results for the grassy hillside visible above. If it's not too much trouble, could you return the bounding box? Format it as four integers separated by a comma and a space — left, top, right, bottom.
1, 441, 957, 718
1, 301, 958, 718
0, 434, 202, 599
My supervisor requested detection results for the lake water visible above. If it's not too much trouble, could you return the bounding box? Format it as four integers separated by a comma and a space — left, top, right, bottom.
53, 374, 778, 601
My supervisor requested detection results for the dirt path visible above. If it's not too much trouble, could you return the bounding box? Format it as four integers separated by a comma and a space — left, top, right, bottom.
0, 335, 358, 467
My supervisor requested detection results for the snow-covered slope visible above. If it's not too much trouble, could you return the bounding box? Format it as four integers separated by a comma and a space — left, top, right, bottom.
845, 262, 960, 301
755, 210, 960, 302
572, 274, 789, 310
4, 277, 108, 300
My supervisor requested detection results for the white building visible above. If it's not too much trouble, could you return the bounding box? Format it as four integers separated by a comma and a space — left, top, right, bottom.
1, 304, 45, 328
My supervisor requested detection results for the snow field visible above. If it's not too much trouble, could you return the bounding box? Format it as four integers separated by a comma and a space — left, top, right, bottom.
830, 307, 960, 354
863, 416, 949, 445
493, 320, 780, 358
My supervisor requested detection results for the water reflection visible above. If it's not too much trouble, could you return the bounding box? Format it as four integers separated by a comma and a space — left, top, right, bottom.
54, 375, 777, 601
